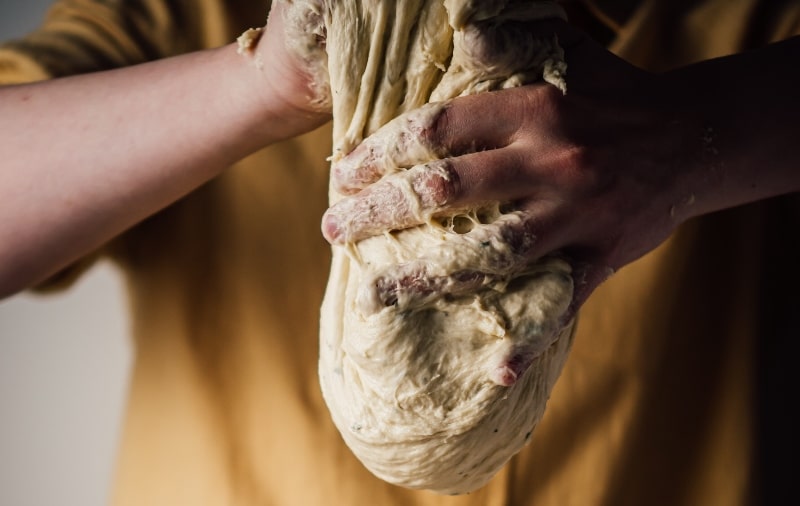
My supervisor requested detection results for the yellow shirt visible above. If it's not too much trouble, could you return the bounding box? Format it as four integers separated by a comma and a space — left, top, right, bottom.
2, 0, 798, 504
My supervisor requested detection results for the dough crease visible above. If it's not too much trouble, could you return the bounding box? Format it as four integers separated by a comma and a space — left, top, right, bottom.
290, 0, 577, 494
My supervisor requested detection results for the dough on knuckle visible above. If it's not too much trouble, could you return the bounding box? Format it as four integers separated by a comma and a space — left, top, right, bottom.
410, 160, 461, 208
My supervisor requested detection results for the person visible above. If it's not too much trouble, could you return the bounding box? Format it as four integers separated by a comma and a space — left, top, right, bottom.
0, 0, 797, 505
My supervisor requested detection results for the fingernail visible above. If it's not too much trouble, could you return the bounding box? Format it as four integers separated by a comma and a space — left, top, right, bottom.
332, 144, 370, 195
491, 365, 519, 387
490, 351, 534, 387
343, 142, 367, 162
331, 159, 354, 194
321, 212, 343, 244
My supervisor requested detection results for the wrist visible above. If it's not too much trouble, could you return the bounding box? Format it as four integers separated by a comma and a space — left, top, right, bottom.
227, 35, 328, 147
650, 68, 718, 225
660, 37, 800, 222
235, 7, 331, 145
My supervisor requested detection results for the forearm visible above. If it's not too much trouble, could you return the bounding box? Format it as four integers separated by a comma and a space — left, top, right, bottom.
0, 41, 315, 298
667, 36, 800, 221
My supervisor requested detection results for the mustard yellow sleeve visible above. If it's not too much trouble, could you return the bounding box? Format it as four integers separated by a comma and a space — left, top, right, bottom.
0, 0, 237, 85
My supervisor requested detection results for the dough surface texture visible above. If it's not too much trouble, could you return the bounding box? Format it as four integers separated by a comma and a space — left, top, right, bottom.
285, 0, 577, 494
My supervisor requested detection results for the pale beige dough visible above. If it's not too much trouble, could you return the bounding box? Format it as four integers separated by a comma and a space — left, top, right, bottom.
281, 0, 576, 494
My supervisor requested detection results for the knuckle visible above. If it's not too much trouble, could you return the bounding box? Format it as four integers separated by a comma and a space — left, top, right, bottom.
523, 83, 562, 118
427, 104, 454, 157
501, 218, 537, 257
502, 148, 528, 185
411, 161, 461, 208
320, 212, 341, 244
331, 142, 385, 195
560, 143, 592, 173
461, 23, 499, 65
460, 20, 544, 73
566, 145, 613, 197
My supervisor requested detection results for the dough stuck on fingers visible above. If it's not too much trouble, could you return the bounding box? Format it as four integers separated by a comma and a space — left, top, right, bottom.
286, 0, 577, 494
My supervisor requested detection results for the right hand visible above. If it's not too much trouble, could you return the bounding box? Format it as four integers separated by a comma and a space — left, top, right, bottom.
320, 19, 703, 314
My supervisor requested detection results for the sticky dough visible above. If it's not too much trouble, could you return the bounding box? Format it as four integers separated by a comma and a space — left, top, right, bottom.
285, 0, 576, 495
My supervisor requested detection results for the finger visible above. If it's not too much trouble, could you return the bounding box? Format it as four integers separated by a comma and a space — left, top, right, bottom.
323, 147, 536, 245
331, 89, 535, 194
323, 160, 450, 244
355, 212, 541, 315
360, 267, 493, 315
330, 18, 590, 194
331, 102, 448, 195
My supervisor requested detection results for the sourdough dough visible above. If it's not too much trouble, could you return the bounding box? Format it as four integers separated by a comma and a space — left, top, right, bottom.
287, 0, 575, 494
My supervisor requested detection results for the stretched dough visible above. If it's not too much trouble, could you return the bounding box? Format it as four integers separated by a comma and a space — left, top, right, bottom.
286, 0, 575, 494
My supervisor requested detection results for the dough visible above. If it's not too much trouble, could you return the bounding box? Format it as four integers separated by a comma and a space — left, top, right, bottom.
284, 0, 575, 494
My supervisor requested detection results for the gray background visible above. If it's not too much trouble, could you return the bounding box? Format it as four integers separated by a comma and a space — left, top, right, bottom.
0, 2, 132, 505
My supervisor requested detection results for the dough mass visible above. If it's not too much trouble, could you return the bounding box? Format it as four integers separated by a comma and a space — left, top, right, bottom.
284, 0, 576, 494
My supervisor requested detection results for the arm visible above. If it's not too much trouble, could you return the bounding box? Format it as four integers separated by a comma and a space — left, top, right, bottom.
0, 4, 330, 298
321, 22, 800, 309
663, 36, 800, 220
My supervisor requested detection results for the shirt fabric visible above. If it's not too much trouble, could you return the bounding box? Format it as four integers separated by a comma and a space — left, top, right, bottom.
1, 0, 798, 504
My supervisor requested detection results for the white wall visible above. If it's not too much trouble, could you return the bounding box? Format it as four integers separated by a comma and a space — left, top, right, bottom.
0, 3, 132, 506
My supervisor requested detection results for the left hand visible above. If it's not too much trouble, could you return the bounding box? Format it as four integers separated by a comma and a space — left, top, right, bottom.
242, 0, 332, 138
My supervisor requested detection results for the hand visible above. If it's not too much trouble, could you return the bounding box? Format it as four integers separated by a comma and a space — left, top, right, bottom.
321, 20, 703, 310
242, 0, 331, 136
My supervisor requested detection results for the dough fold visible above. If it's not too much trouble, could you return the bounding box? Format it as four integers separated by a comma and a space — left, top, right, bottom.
293, 0, 577, 494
